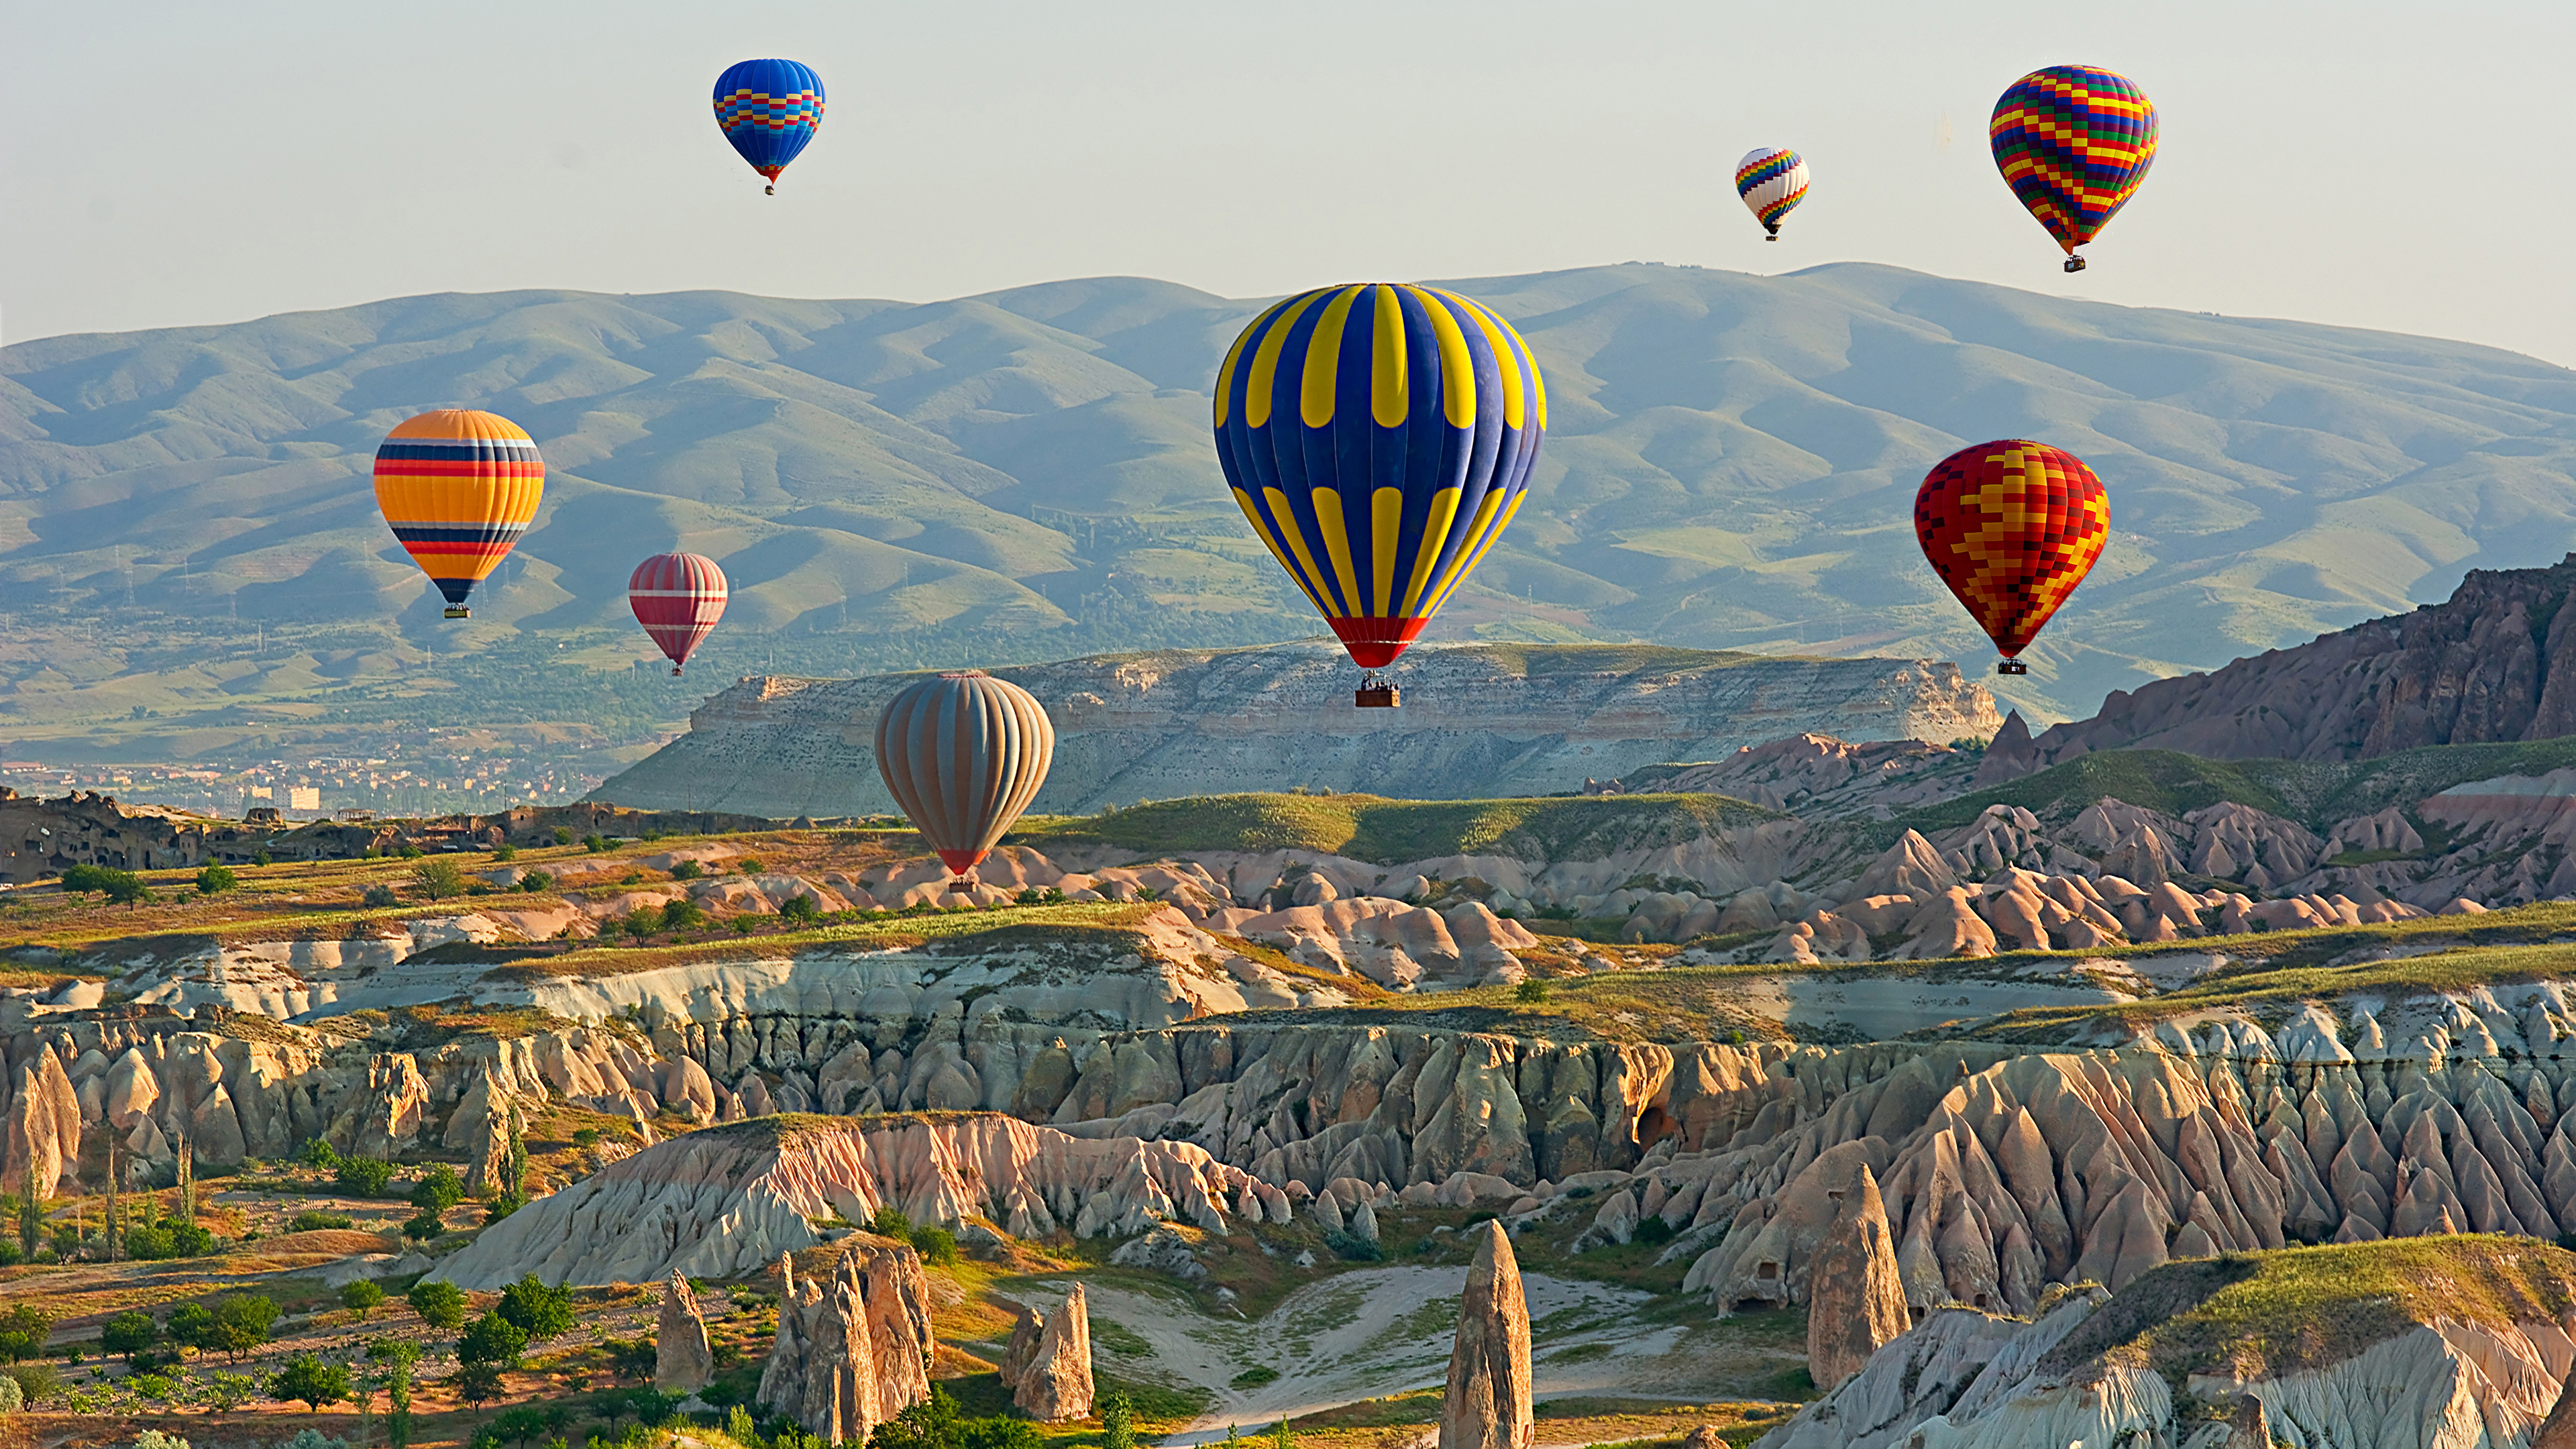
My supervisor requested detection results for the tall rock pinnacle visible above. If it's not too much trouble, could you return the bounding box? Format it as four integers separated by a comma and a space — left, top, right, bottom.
1440, 1220, 1533, 1449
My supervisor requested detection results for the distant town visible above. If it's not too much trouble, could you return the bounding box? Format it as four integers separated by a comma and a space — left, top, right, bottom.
0, 743, 627, 820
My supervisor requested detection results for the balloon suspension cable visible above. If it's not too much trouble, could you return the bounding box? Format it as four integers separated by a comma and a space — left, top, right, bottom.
2063, 254, 2087, 274
1996, 659, 2029, 676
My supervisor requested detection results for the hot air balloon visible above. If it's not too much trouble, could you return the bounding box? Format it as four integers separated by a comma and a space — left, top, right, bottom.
1914, 440, 2109, 676
876, 672, 1055, 879
713, 58, 825, 195
1212, 283, 1546, 708
1734, 148, 1809, 240
1990, 65, 2157, 272
629, 552, 729, 676
372, 410, 544, 620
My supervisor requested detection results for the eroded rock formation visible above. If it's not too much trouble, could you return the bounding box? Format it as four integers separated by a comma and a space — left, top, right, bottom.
756, 1239, 934, 1444
1803, 1162, 1909, 1391
1989, 553, 2576, 769
654, 1271, 713, 1393
1439, 1221, 1532, 1449
1010, 1283, 1093, 1423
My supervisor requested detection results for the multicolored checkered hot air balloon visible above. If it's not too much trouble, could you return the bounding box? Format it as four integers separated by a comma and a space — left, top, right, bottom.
1914, 440, 2110, 676
1990, 64, 2157, 272
1212, 283, 1547, 706
628, 552, 729, 676
1734, 147, 1809, 240
372, 410, 543, 620
876, 672, 1055, 879
714, 58, 824, 195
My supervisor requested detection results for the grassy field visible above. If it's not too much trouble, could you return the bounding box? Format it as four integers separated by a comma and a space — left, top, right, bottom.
1015, 792, 1781, 865
2040, 1237, 2576, 1390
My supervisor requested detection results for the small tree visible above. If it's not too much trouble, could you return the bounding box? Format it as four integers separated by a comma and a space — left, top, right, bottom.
517, 869, 554, 894
909, 1224, 959, 1266
778, 892, 821, 924
101, 1309, 156, 1361
412, 857, 468, 900
603, 1337, 657, 1384
0, 1303, 48, 1362
270, 1353, 351, 1413
458, 1311, 529, 1371
204, 1294, 280, 1362
506, 1112, 529, 1203
342, 1280, 385, 1319
496, 1274, 572, 1342
552, 827, 573, 845
1512, 979, 1548, 1004
195, 863, 239, 896
370, 1338, 423, 1449
17, 1165, 41, 1257
362, 883, 399, 908
407, 1278, 466, 1330
454, 1360, 506, 1414
659, 897, 706, 933
1100, 1391, 1136, 1449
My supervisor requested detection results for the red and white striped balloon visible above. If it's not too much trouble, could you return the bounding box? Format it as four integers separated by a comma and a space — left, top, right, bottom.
628, 552, 729, 675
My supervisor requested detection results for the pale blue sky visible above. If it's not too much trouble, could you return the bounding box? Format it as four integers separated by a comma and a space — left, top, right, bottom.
6, 1, 2569, 363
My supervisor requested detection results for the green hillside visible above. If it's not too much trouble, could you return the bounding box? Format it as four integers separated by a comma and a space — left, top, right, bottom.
1016, 790, 1782, 865
5, 262, 2576, 769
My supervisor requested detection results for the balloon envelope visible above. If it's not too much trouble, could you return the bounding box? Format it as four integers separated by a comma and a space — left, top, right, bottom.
714, 58, 825, 187
372, 409, 543, 616
875, 672, 1055, 876
1212, 283, 1547, 669
1915, 439, 2109, 657
629, 552, 729, 674
1734, 147, 1809, 236
1990, 65, 2157, 257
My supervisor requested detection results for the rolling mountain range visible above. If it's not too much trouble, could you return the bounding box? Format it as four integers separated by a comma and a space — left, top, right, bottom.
3, 262, 2575, 761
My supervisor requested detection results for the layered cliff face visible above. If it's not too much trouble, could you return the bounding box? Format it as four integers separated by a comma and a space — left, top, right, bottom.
590, 643, 2001, 818
1996, 553, 2576, 769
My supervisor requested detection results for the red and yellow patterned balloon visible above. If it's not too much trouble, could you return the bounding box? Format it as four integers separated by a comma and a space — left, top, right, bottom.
1914, 439, 2108, 666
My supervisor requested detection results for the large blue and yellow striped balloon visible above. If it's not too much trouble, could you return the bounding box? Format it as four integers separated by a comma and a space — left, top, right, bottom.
1213, 283, 1547, 669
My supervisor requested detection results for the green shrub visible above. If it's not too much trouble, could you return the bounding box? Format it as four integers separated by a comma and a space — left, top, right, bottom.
908, 1225, 958, 1266
411, 1163, 465, 1214
361, 883, 398, 908
869, 1205, 912, 1238
670, 860, 704, 881
1512, 979, 1548, 1004
406, 1279, 466, 1331
517, 869, 553, 894
335, 1155, 396, 1197
410, 858, 466, 900
553, 827, 573, 845
492, 844, 517, 862
341, 1281, 384, 1318
195, 863, 238, 896
1322, 1229, 1382, 1263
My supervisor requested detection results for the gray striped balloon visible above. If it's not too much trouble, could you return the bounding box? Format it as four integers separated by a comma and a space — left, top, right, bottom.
875, 672, 1055, 876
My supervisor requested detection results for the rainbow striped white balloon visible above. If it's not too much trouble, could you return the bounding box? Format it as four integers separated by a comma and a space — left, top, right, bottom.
1734, 147, 1810, 239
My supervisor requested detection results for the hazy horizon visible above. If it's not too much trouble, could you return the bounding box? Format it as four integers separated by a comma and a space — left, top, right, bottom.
7, 1, 2573, 367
